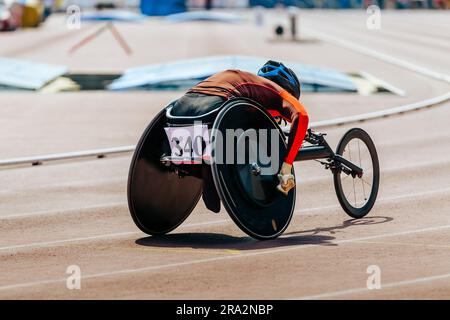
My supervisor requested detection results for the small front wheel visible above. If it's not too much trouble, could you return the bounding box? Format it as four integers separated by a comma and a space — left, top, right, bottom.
333, 128, 380, 219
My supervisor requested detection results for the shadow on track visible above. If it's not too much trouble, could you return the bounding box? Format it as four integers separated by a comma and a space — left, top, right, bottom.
285, 216, 394, 237
135, 233, 335, 251
135, 216, 392, 250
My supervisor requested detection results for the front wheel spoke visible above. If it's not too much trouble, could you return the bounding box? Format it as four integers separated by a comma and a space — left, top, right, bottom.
348, 142, 352, 162
363, 166, 373, 174
357, 140, 367, 199
360, 148, 369, 159
357, 140, 362, 167
361, 178, 373, 188
352, 178, 357, 206
345, 184, 354, 199
360, 178, 366, 200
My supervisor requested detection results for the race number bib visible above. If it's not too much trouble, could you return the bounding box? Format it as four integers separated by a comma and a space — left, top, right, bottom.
164, 124, 210, 161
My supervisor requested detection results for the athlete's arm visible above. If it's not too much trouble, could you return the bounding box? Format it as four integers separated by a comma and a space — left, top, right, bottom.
279, 90, 309, 165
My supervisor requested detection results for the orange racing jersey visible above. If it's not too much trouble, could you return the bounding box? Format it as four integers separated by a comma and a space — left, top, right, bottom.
189, 70, 309, 165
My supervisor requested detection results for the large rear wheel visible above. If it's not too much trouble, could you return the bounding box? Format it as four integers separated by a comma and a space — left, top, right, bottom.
127, 108, 203, 235
210, 99, 296, 240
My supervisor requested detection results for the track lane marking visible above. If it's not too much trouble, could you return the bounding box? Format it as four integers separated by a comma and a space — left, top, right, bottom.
299, 26, 450, 129
294, 272, 450, 300
296, 156, 450, 186
3, 157, 450, 220
352, 240, 450, 249
0, 232, 138, 252
0, 24, 449, 170
0, 201, 126, 220
303, 27, 450, 84
2, 223, 450, 292
2, 186, 450, 252
133, 247, 241, 256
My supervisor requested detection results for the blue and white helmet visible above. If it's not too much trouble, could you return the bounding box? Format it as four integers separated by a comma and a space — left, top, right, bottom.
258, 60, 301, 99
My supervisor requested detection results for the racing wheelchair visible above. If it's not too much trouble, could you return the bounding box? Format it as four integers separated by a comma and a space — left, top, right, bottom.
127, 98, 380, 240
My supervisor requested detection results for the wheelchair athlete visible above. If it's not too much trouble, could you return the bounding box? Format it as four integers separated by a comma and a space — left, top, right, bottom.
171, 60, 309, 195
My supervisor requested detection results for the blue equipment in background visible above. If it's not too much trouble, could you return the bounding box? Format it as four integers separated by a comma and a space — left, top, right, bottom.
140, 0, 186, 16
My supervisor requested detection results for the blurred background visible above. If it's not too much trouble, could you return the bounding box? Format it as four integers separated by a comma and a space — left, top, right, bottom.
0, 0, 448, 33
0, 0, 450, 300
0, 0, 448, 155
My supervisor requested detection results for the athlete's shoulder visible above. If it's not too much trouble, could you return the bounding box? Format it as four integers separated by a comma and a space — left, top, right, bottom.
211, 69, 283, 92
210, 69, 261, 83
216, 69, 256, 77
228, 69, 261, 79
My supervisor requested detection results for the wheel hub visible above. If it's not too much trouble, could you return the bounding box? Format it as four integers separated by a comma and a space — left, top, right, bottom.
251, 163, 261, 176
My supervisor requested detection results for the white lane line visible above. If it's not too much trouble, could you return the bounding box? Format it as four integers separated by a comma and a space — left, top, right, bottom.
0, 145, 135, 167
298, 27, 450, 129
0, 219, 228, 252
311, 92, 450, 129
352, 240, 450, 250
4, 156, 450, 220
1, 28, 449, 169
340, 23, 450, 51
300, 157, 450, 186
295, 272, 450, 300
1, 186, 450, 252
0, 177, 125, 195
0, 202, 126, 220
2, 223, 450, 292
358, 71, 406, 97
0, 232, 138, 252
303, 27, 450, 84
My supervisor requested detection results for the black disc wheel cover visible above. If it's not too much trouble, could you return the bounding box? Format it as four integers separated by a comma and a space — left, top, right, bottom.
127, 108, 203, 235
210, 100, 296, 240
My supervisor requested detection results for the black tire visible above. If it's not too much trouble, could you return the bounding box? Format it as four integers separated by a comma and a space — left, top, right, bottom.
210, 99, 296, 240
127, 108, 202, 235
333, 128, 380, 219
